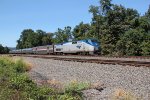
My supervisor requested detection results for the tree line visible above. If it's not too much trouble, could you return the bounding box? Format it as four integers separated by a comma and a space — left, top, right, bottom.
16, 29, 53, 49
0, 44, 9, 54
16, 0, 150, 56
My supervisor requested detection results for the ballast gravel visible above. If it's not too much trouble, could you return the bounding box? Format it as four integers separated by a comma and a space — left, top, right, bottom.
22, 57, 150, 100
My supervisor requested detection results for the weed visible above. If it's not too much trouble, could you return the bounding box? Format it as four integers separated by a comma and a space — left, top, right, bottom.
15, 59, 30, 73
63, 80, 90, 100
112, 89, 138, 100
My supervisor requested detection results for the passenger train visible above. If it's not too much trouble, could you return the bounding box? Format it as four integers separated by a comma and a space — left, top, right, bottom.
9, 39, 100, 55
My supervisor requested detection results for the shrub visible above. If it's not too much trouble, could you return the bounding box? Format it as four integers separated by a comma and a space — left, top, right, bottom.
14, 59, 28, 73
65, 81, 89, 93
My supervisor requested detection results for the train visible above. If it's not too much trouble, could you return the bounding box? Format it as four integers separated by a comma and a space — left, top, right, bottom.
9, 39, 100, 55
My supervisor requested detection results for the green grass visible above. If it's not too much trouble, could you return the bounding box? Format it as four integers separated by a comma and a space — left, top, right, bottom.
0, 57, 87, 100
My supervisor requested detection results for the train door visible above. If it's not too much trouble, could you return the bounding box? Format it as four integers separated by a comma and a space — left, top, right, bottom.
35, 48, 37, 54
47, 46, 49, 54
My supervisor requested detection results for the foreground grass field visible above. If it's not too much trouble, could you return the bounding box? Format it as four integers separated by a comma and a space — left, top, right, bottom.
0, 56, 89, 100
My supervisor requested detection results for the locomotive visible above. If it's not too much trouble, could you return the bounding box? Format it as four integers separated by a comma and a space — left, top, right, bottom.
10, 39, 100, 55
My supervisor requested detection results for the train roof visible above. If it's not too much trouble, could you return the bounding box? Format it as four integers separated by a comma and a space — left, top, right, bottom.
22, 48, 33, 50
33, 45, 53, 48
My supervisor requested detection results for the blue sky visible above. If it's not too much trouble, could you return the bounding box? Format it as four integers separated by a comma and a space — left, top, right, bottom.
0, 0, 150, 47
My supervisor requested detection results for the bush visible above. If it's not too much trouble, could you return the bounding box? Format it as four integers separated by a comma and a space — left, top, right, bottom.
65, 81, 89, 93
15, 59, 29, 73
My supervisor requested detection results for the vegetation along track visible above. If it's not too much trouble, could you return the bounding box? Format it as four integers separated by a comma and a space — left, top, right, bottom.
10, 54, 150, 67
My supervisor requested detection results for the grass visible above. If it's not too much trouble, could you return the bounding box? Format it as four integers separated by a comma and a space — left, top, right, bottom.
0, 56, 87, 100
0, 57, 52, 100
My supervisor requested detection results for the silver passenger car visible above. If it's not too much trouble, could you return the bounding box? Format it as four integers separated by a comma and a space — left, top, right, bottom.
22, 48, 33, 54
33, 45, 54, 54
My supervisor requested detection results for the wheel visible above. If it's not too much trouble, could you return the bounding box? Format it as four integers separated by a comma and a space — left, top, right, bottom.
60, 52, 63, 55
86, 52, 89, 55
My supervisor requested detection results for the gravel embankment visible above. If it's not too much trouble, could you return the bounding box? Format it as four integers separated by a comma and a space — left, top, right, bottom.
22, 57, 150, 100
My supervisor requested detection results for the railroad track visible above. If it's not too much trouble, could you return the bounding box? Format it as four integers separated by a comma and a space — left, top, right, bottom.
10, 54, 150, 67
68, 55, 150, 59
7, 54, 150, 59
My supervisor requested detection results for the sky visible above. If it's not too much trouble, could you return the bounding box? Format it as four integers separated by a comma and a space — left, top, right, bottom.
0, 0, 150, 47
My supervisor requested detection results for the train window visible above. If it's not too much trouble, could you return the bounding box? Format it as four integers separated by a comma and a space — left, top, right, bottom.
56, 49, 61, 51
91, 39, 99, 43
91, 39, 96, 42
72, 41, 77, 44
47, 47, 49, 49
85, 40, 89, 43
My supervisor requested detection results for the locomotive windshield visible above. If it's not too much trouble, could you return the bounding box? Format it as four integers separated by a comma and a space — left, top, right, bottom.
91, 39, 99, 43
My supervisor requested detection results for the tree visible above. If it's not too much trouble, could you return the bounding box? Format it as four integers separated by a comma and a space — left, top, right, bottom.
72, 22, 91, 40
64, 26, 72, 41
100, 0, 112, 15
3, 47, 9, 53
116, 29, 149, 56
36, 30, 46, 46
0, 44, 9, 54
53, 26, 72, 44
138, 17, 150, 33
16, 29, 37, 48
0, 44, 4, 53
89, 5, 105, 40
89, 0, 140, 55
53, 28, 68, 44
141, 41, 150, 56
42, 33, 53, 45
16, 29, 54, 49
145, 5, 150, 18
